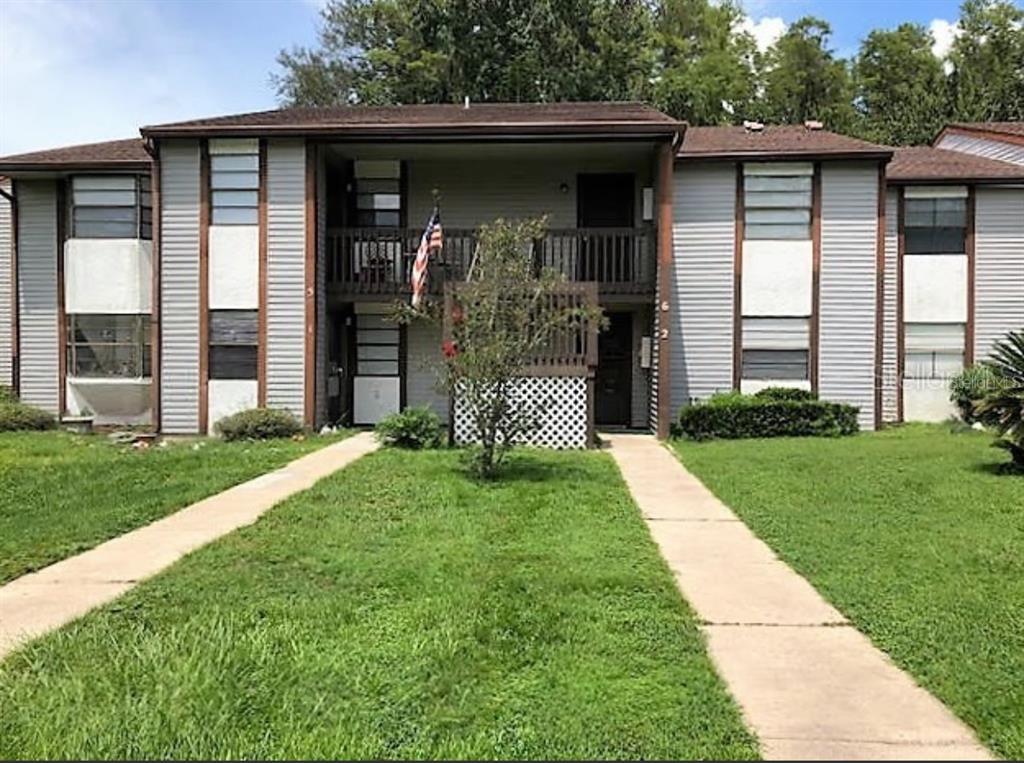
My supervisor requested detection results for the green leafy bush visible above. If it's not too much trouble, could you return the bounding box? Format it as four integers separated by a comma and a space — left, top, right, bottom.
950, 365, 1007, 422
214, 408, 303, 441
0, 386, 16, 404
0, 401, 56, 432
974, 329, 1024, 469
375, 406, 443, 449
678, 395, 859, 441
753, 386, 817, 403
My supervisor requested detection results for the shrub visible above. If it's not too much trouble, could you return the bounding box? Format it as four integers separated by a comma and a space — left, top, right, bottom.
0, 401, 56, 432
949, 365, 1007, 422
0, 386, 16, 404
678, 395, 859, 441
214, 407, 303, 441
974, 329, 1024, 470
753, 386, 817, 403
375, 406, 443, 449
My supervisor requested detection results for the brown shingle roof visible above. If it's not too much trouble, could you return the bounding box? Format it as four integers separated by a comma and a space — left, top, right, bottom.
141, 101, 682, 139
679, 124, 891, 160
0, 138, 150, 172
887, 146, 1024, 183
945, 121, 1024, 138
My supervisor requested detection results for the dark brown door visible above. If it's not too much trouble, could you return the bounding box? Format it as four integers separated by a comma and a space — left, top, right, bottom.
596, 312, 632, 426
577, 173, 635, 282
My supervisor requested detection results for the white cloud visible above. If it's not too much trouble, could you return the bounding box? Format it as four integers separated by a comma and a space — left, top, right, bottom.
739, 16, 787, 54
929, 18, 961, 73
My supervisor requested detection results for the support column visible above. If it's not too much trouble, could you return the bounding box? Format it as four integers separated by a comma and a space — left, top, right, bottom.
655, 140, 673, 440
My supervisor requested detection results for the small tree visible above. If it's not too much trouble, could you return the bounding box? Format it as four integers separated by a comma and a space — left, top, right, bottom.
403, 217, 601, 478
975, 329, 1024, 469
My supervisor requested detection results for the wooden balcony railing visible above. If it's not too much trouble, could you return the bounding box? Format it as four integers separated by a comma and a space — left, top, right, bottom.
326, 227, 655, 296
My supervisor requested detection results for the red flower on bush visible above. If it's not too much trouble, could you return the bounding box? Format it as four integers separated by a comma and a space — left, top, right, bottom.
442, 339, 459, 359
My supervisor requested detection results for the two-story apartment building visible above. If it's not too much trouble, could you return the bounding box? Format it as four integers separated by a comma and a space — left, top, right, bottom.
0, 103, 1021, 441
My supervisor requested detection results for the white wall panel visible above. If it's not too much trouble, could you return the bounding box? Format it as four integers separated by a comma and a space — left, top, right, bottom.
65, 239, 152, 314
741, 240, 812, 316
208, 225, 258, 309
208, 378, 257, 430
903, 380, 956, 423
903, 254, 968, 323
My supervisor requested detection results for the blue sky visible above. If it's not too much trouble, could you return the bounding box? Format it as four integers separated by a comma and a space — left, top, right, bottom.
1, 0, 969, 156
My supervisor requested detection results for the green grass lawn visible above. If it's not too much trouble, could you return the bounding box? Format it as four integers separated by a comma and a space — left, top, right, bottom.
0, 448, 757, 760
673, 424, 1024, 760
0, 431, 345, 584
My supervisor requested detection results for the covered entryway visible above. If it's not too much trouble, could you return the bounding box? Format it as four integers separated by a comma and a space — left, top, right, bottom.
595, 312, 633, 426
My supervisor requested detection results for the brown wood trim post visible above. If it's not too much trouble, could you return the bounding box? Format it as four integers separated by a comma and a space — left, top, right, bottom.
303, 141, 317, 428
809, 162, 822, 394
732, 163, 744, 391
150, 151, 162, 431
874, 163, 886, 431
655, 140, 673, 439
896, 188, 906, 423
56, 179, 67, 419
10, 181, 19, 396
257, 139, 268, 406
443, 283, 455, 445
965, 185, 976, 367
198, 140, 210, 434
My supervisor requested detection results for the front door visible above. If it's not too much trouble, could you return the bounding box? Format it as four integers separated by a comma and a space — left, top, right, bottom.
577, 173, 635, 281
596, 312, 632, 426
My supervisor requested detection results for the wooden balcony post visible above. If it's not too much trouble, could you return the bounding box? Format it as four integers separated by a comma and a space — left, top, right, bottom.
655, 140, 674, 440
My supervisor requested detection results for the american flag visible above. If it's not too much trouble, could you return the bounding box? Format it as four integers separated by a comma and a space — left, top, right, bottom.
411, 208, 443, 308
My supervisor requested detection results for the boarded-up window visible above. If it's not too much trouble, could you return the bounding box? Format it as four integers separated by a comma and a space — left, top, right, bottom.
743, 163, 813, 240
209, 310, 258, 379
72, 175, 151, 239
904, 323, 965, 379
66, 314, 151, 377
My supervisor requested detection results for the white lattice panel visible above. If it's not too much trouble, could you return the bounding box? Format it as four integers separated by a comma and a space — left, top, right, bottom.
453, 376, 589, 449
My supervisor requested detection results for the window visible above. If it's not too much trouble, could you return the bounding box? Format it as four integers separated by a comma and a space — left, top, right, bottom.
66, 314, 151, 378
209, 310, 258, 379
741, 349, 810, 380
356, 313, 399, 376
71, 175, 151, 239
744, 163, 813, 240
210, 142, 258, 225
905, 196, 967, 254
353, 160, 402, 228
905, 323, 964, 379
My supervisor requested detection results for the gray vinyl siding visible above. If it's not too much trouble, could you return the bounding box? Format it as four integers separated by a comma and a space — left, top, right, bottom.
938, 133, 1024, 167
0, 179, 12, 386
670, 163, 736, 412
15, 179, 59, 413
818, 163, 879, 430
266, 139, 307, 418
882, 189, 899, 423
406, 152, 651, 228
159, 141, 201, 434
406, 320, 449, 420
974, 187, 1024, 360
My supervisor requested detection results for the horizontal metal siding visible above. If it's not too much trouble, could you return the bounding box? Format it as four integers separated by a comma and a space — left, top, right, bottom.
160, 141, 201, 433
974, 188, 1024, 360
16, 180, 59, 413
938, 133, 1024, 167
819, 164, 879, 430
406, 320, 449, 420
0, 179, 12, 386
882, 189, 899, 423
670, 163, 736, 412
266, 140, 307, 418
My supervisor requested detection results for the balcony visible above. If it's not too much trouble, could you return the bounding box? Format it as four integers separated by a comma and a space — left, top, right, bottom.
326, 227, 655, 300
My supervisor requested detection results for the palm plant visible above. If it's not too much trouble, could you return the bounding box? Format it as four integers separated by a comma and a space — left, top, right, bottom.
975, 329, 1024, 469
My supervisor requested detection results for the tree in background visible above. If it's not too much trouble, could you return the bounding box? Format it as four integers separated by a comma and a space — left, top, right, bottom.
948, 0, 1024, 122
853, 24, 949, 146
755, 17, 855, 131
652, 0, 757, 125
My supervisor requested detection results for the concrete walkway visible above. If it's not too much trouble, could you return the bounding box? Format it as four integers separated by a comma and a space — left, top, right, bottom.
0, 432, 378, 661
604, 433, 992, 761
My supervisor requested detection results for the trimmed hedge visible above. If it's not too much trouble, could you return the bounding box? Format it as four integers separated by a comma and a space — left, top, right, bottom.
752, 386, 817, 403
215, 407, 303, 441
0, 401, 56, 432
678, 394, 859, 441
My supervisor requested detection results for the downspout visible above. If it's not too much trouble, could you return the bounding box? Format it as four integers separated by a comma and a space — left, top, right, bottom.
0, 182, 18, 396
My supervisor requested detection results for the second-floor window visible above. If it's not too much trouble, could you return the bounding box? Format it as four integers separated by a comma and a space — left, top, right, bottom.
743, 163, 813, 240
210, 143, 259, 225
71, 175, 151, 239
904, 195, 967, 254
353, 160, 402, 228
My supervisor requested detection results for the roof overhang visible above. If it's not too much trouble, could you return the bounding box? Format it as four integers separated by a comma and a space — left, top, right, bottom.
0, 161, 150, 176
677, 150, 893, 163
